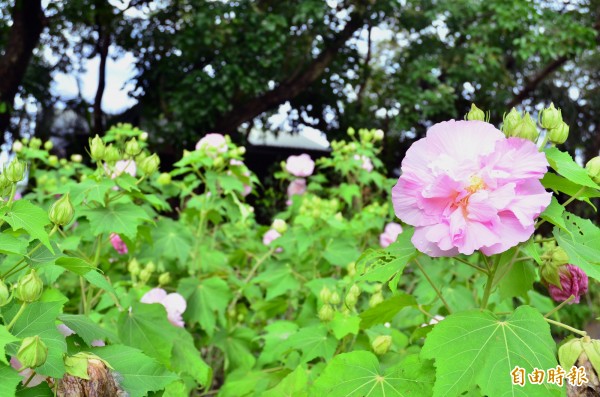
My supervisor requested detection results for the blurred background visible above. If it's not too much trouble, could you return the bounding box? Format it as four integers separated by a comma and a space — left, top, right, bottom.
0, 0, 599, 180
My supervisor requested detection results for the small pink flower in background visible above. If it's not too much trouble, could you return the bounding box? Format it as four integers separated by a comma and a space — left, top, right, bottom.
285, 154, 315, 177
354, 154, 373, 172
141, 288, 187, 328
196, 133, 228, 153
10, 357, 46, 387
392, 120, 551, 257
379, 222, 403, 248
262, 229, 283, 253
91, 339, 106, 347
420, 315, 445, 328
105, 160, 136, 179
110, 233, 128, 255
286, 178, 307, 205
58, 324, 105, 346
14, 192, 22, 200
548, 264, 588, 304
230, 160, 252, 196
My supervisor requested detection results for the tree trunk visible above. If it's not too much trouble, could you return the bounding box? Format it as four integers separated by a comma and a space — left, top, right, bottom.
0, 0, 45, 141
93, 28, 110, 136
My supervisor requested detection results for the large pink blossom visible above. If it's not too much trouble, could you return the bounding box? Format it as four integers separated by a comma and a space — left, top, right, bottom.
548, 264, 588, 304
285, 154, 315, 177
195, 133, 227, 153
379, 222, 403, 248
141, 288, 187, 328
392, 120, 551, 257
110, 233, 128, 255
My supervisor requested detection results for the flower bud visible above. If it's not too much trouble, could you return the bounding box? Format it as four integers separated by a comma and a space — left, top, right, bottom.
48, 193, 74, 226
551, 247, 569, 267
60, 158, 67, 166
0, 173, 10, 190
48, 155, 58, 167
157, 172, 171, 186
348, 284, 360, 297
369, 292, 384, 307
548, 264, 588, 304
145, 262, 157, 273
103, 145, 120, 164
17, 336, 48, 368
139, 132, 148, 142
139, 154, 160, 175
29, 138, 42, 150
70, 154, 82, 163
139, 268, 152, 283
319, 287, 332, 304
14, 270, 43, 303
585, 156, 600, 184
347, 262, 356, 277
213, 157, 224, 168
347, 127, 355, 137
125, 138, 141, 156
128, 259, 141, 276
502, 108, 522, 136
5, 158, 26, 182
540, 103, 563, 130
272, 219, 287, 234
548, 122, 569, 145
465, 104, 487, 121
43, 140, 53, 151
510, 113, 539, 142
345, 292, 358, 308
12, 141, 23, 153
89, 135, 105, 161
372, 335, 392, 355
237, 146, 246, 155
330, 291, 341, 305
158, 272, 171, 286
0, 280, 9, 307
318, 304, 335, 322
373, 129, 384, 141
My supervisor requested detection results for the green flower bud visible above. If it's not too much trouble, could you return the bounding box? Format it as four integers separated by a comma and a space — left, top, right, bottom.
347, 127, 355, 137
29, 138, 42, 150
14, 270, 43, 303
318, 304, 335, 322
145, 262, 156, 273
48, 155, 58, 167
70, 154, 82, 163
213, 157, 224, 168
48, 193, 74, 226
369, 292, 384, 307
330, 291, 341, 305
89, 135, 105, 161
139, 154, 160, 175
103, 145, 120, 164
373, 129, 384, 141
0, 173, 10, 190
502, 108, 522, 136
349, 284, 361, 297
158, 272, 171, 286
139, 132, 149, 142
347, 262, 356, 277
156, 172, 171, 186
540, 103, 562, 130
139, 268, 152, 283
551, 247, 569, 267
345, 292, 358, 308
0, 280, 9, 307
17, 336, 48, 368
5, 158, 26, 182
585, 157, 600, 184
128, 259, 141, 276
59, 158, 67, 166
43, 140, 53, 151
125, 138, 141, 156
372, 335, 392, 355
12, 141, 23, 153
272, 219, 287, 234
465, 104, 488, 121
237, 146, 246, 155
509, 113, 539, 142
319, 287, 332, 304
548, 122, 569, 145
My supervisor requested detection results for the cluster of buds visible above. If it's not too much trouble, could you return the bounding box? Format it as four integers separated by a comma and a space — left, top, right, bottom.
347, 127, 384, 143
317, 286, 341, 322
465, 104, 490, 122
369, 284, 384, 307
539, 103, 569, 144
138, 261, 157, 284
13, 269, 44, 303
502, 108, 539, 142
298, 195, 340, 218
345, 284, 361, 308
90, 134, 160, 176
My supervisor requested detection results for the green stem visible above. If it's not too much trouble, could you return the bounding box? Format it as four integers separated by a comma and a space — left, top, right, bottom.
545, 318, 587, 337
544, 295, 575, 318
6, 302, 27, 331
80, 276, 88, 314
228, 247, 276, 313
413, 257, 452, 314
481, 255, 499, 309
454, 256, 488, 274
1, 225, 59, 279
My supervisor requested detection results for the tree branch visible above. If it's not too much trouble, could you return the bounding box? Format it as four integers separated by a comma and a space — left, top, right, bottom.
506, 56, 568, 109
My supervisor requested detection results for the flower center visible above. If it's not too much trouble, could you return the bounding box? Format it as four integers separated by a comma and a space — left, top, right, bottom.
466, 175, 486, 193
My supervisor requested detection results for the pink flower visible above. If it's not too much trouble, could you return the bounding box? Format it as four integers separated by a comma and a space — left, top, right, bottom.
10, 357, 46, 387
14, 192, 22, 200
354, 154, 373, 172
392, 120, 551, 257
195, 133, 227, 153
262, 229, 281, 246
230, 160, 252, 196
110, 233, 128, 254
548, 264, 588, 304
287, 178, 306, 198
141, 288, 187, 328
285, 154, 315, 177
105, 160, 136, 179
57, 324, 75, 337
379, 222, 403, 248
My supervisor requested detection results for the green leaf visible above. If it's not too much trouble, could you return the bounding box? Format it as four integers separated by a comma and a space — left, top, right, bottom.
170, 328, 212, 386
93, 345, 178, 397
359, 293, 416, 329
15, 383, 54, 396
0, 325, 19, 365
554, 212, 600, 280
1, 200, 52, 250
214, 327, 257, 371
179, 277, 231, 336
55, 257, 94, 275
57, 314, 115, 345
498, 261, 537, 301
338, 183, 361, 206
541, 172, 600, 208
118, 302, 178, 364
330, 312, 361, 339
323, 237, 360, 266
8, 301, 66, 378
151, 218, 193, 264
83, 270, 118, 296
281, 325, 337, 363
545, 147, 600, 189
421, 306, 562, 397
540, 197, 568, 233
0, 234, 27, 255
254, 264, 300, 301
263, 366, 308, 397
357, 229, 417, 284
63, 178, 114, 206
0, 364, 22, 397
80, 202, 152, 240
257, 321, 298, 365
312, 351, 434, 396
